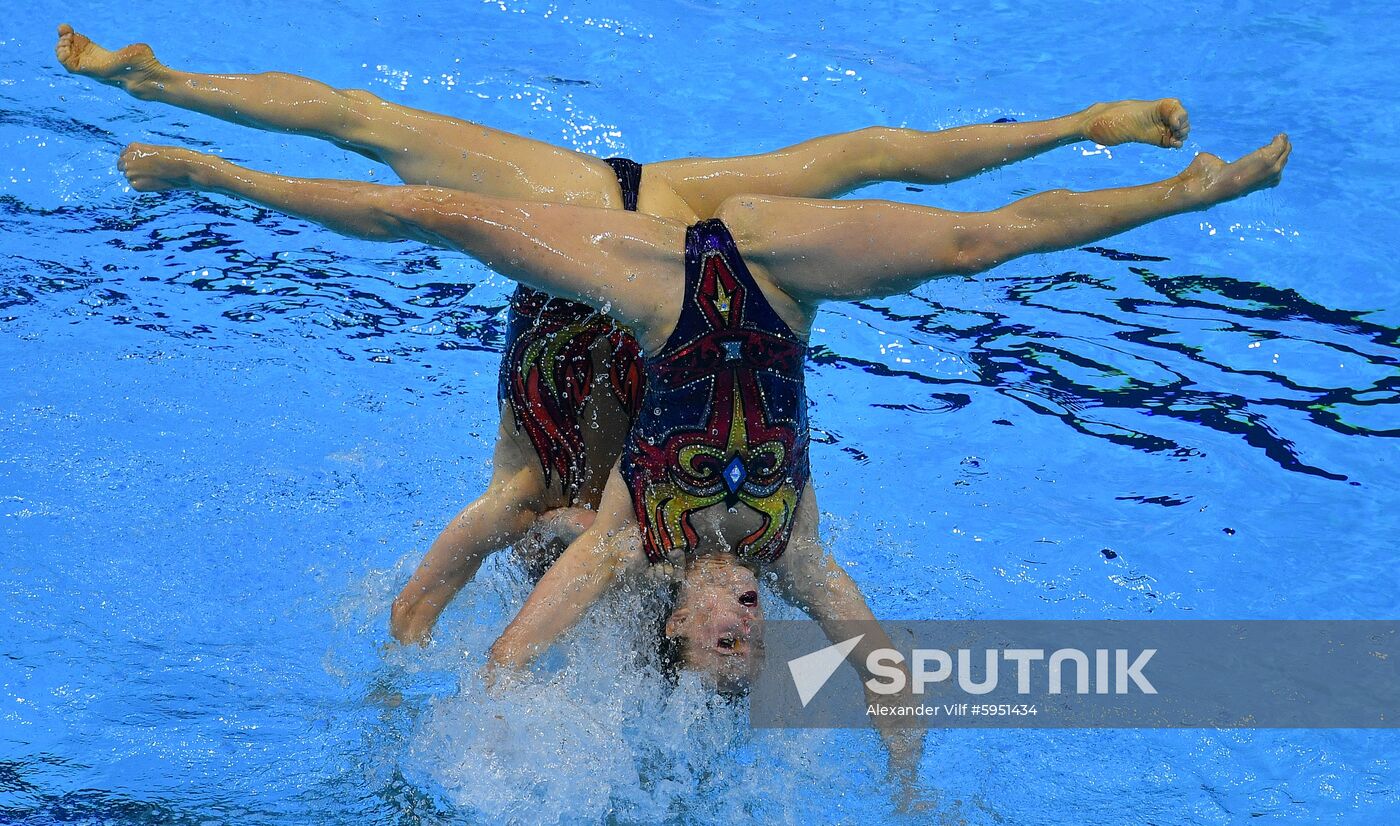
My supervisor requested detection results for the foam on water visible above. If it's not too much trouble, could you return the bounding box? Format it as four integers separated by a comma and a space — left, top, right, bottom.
331, 557, 896, 823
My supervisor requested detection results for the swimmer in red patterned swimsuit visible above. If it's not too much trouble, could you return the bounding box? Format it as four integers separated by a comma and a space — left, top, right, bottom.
54, 25, 1209, 658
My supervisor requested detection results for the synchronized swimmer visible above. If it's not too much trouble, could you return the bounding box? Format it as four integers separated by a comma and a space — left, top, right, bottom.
57, 22, 1288, 796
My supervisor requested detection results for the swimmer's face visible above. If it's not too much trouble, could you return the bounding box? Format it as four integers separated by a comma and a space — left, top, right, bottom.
665, 562, 765, 692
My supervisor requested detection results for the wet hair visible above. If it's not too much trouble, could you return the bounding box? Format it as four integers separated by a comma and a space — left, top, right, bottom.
655, 579, 685, 684
715, 677, 751, 702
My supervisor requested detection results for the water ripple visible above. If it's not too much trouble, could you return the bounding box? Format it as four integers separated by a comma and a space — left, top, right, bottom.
6, 199, 1397, 482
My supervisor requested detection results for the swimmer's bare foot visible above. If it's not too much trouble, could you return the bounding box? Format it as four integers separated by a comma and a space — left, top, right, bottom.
55, 24, 162, 95
1082, 99, 1190, 148
118, 143, 221, 192
1180, 134, 1291, 206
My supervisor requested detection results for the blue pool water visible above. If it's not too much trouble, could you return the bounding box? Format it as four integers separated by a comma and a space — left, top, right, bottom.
4, 1, 1400, 823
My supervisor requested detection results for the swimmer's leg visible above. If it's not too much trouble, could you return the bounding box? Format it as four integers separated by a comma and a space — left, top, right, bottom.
54, 24, 623, 203
117, 144, 686, 341
649, 100, 1190, 217
715, 134, 1289, 304
390, 414, 549, 644
115, 135, 1287, 334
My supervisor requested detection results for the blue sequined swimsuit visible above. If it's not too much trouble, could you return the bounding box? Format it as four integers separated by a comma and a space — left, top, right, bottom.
620, 219, 810, 564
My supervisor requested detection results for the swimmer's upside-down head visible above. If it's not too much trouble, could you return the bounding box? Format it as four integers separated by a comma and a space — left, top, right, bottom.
658, 554, 767, 695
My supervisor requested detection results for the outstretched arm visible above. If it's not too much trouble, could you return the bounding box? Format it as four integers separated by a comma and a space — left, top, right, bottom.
484, 524, 638, 674
390, 459, 546, 645
771, 533, 927, 806
118, 144, 685, 348
723, 135, 1290, 307
485, 467, 647, 674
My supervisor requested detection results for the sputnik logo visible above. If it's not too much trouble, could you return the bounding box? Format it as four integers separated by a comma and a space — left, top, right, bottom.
787, 634, 864, 707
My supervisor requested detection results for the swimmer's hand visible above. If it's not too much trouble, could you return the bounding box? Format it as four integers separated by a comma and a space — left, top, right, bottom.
868, 689, 929, 813
885, 728, 933, 814
480, 660, 505, 695
480, 657, 534, 697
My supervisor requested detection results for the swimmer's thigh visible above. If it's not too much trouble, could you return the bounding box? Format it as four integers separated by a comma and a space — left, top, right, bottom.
348, 93, 626, 205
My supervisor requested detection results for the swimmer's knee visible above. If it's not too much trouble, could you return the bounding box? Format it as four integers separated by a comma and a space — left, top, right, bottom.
714, 193, 766, 229
841, 125, 905, 155
341, 88, 383, 105
328, 88, 396, 158
849, 126, 908, 176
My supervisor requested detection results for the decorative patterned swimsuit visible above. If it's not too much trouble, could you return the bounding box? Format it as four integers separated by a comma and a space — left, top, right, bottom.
498, 158, 645, 495
620, 219, 810, 564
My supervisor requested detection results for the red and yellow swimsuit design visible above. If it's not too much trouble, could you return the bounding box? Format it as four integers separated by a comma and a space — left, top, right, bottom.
499, 287, 642, 493
496, 158, 645, 496
621, 219, 809, 564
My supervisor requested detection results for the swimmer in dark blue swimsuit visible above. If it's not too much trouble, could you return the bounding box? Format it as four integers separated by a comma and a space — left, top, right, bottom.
67, 23, 1289, 794
56, 25, 1209, 655
112, 125, 1288, 789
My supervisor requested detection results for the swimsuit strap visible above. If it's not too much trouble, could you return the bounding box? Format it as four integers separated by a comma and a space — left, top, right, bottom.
603, 157, 643, 212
